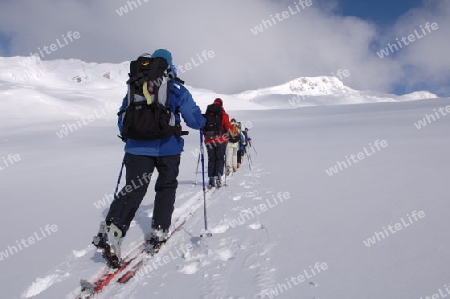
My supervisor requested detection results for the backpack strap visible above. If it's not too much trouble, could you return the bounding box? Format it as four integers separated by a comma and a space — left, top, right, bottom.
158, 77, 169, 106
163, 78, 188, 140
167, 69, 185, 85
143, 81, 153, 104
127, 82, 133, 106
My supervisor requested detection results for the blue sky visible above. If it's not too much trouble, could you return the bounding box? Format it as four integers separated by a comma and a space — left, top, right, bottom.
0, 0, 448, 96
0, 34, 11, 56
338, 0, 423, 24
334, 0, 439, 95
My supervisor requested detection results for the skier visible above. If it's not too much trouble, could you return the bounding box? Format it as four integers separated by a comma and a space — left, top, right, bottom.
243, 127, 251, 147
237, 129, 248, 169
203, 98, 230, 188
225, 118, 242, 174
92, 49, 206, 265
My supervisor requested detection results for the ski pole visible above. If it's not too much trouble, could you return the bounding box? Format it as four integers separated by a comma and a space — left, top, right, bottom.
194, 152, 201, 185
224, 145, 228, 186
114, 156, 126, 197
199, 129, 212, 237
246, 151, 252, 171
251, 143, 258, 155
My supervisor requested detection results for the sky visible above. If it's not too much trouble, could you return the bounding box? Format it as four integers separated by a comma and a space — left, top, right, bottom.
338, 0, 423, 24
0, 0, 448, 96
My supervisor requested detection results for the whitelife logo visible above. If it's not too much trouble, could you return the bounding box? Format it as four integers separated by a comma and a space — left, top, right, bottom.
414, 105, 450, 130
0, 154, 21, 171
363, 210, 425, 247
376, 22, 439, 58
0, 225, 59, 262
20, 31, 81, 66
325, 140, 388, 176
250, 0, 313, 35
263, 262, 328, 298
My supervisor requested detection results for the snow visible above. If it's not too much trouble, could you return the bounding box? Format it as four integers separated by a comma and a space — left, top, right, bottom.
0, 56, 449, 299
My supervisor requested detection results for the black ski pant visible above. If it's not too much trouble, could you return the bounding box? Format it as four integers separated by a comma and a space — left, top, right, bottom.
205, 141, 227, 178
237, 149, 244, 164
106, 153, 180, 236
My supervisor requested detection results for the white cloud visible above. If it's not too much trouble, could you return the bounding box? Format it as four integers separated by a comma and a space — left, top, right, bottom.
0, 0, 448, 96
393, 0, 450, 95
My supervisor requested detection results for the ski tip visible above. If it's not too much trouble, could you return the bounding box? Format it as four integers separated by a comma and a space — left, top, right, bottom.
80, 279, 95, 295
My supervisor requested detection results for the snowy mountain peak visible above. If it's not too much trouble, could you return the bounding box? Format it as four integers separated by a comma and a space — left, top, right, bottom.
0, 56, 129, 87
236, 75, 438, 108
287, 76, 350, 94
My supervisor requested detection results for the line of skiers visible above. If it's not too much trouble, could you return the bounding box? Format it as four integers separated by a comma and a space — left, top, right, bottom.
203, 97, 251, 188
91, 49, 252, 267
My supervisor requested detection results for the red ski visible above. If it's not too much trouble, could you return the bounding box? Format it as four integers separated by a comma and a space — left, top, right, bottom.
117, 259, 145, 284
76, 188, 216, 298
76, 216, 190, 298
78, 246, 145, 299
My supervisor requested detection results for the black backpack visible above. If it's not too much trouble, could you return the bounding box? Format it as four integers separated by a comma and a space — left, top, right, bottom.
119, 55, 186, 141
203, 104, 223, 138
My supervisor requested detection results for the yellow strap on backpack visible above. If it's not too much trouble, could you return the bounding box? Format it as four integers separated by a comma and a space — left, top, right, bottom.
143, 81, 153, 105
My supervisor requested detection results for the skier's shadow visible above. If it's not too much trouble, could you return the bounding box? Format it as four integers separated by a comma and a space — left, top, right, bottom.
91, 251, 106, 264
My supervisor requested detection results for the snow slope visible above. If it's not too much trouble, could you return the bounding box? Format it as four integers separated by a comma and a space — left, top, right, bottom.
0, 56, 438, 124
0, 56, 448, 299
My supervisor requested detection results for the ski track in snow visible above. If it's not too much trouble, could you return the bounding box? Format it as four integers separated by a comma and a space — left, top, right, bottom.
16, 159, 267, 299
103, 165, 278, 299
83, 186, 221, 299
24, 162, 281, 299
19, 185, 214, 299
195, 167, 282, 299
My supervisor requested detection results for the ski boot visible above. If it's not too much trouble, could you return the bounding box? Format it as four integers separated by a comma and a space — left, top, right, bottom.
216, 175, 222, 188
208, 177, 215, 189
145, 226, 169, 255
92, 221, 122, 268
225, 166, 231, 176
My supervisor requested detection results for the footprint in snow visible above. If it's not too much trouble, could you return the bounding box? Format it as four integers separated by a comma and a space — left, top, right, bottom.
179, 262, 199, 275
211, 224, 230, 234
248, 222, 264, 230
243, 190, 258, 198
72, 248, 88, 258
216, 248, 234, 261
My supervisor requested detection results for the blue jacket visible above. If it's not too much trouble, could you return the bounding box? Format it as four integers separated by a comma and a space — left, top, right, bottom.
118, 80, 205, 156
239, 132, 248, 151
